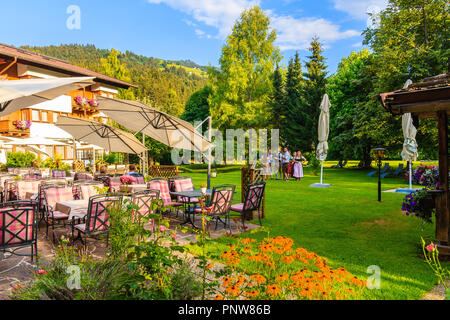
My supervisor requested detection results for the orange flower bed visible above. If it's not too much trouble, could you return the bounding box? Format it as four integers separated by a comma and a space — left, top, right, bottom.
216, 236, 366, 300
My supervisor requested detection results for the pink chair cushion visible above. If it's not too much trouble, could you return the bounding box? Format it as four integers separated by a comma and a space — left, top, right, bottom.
48, 211, 69, 220
148, 180, 172, 205
0, 208, 34, 245
230, 203, 244, 212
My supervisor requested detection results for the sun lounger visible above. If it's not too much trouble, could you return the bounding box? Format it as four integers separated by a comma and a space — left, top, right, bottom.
368, 163, 389, 177
331, 160, 343, 169
381, 163, 404, 178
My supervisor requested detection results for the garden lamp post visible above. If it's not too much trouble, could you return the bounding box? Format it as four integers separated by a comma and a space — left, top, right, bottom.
373, 148, 386, 202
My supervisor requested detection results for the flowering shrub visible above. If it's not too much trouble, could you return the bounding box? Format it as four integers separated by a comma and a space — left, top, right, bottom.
120, 175, 134, 185
421, 238, 449, 298
215, 235, 366, 300
405, 164, 439, 189
13, 120, 31, 130
402, 189, 434, 223
75, 96, 90, 106
89, 98, 99, 107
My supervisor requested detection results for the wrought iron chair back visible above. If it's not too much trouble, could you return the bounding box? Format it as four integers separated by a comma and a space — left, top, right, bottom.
74, 172, 93, 182
243, 181, 266, 212
72, 181, 104, 200
148, 178, 171, 205
52, 170, 67, 178
132, 189, 160, 218
0, 200, 39, 261
85, 194, 123, 234
16, 180, 41, 200
4, 179, 18, 202
38, 183, 60, 213
172, 176, 195, 202
43, 186, 73, 212
208, 184, 235, 216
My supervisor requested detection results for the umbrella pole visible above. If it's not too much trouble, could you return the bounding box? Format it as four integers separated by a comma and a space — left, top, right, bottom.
207, 116, 212, 190
320, 161, 324, 185
92, 147, 96, 174
142, 134, 146, 177
409, 161, 413, 190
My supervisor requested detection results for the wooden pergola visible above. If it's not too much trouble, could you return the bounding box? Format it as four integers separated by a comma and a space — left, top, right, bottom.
379, 74, 450, 259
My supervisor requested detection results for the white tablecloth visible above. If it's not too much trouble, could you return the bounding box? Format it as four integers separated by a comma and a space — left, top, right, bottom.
55, 200, 89, 220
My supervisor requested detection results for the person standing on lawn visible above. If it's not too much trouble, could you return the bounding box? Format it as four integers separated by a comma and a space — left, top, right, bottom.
267, 150, 274, 180
282, 147, 291, 181
293, 151, 306, 181
275, 147, 283, 180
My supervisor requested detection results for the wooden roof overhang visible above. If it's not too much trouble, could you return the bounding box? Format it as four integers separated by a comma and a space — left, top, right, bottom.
379, 84, 450, 118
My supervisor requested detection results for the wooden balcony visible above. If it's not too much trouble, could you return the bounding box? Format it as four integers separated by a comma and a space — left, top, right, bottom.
0, 120, 31, 137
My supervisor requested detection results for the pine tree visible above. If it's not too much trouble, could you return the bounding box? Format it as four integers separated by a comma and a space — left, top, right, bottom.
283, 52, 304, 149
301, 37, 328, 152
270, 64, 285, 132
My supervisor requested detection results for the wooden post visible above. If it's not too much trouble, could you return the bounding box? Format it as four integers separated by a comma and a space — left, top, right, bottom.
435, 111, 449, 246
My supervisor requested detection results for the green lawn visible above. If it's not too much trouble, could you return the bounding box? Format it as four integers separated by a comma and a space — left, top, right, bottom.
183, 163, 446, 300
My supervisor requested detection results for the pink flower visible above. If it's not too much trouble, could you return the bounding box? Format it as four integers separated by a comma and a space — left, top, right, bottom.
426, 243, 436, 252
172, 233, 178, 240
159, 226, 167, 233
120, 175, 134, 185
36, 270, 47, 275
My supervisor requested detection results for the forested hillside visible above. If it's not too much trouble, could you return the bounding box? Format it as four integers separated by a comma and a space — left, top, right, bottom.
22, 44, 208, 116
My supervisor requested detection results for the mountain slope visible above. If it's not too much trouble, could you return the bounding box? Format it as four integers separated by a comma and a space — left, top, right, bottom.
22, 44, 208, 116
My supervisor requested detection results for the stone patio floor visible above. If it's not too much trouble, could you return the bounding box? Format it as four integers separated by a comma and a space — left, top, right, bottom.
0, 211, 260, 300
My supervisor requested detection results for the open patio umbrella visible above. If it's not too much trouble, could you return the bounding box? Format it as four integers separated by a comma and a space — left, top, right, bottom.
4, 137, 69, 146
0, 77, 95, 116
311, 94, 331, 188
97, 97, 212, 153
55, 115, 147, 155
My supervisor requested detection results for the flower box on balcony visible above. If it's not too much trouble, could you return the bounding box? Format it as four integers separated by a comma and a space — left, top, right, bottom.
0, 120, 31, 137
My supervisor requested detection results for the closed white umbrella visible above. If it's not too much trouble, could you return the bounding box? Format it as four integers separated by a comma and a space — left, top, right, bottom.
311, 94, 331, 188
0, 77, 95, 116
97, 97, 212, 152
401, 80, 419, 191
56, 115, 147, 155
393, 80, 418, 193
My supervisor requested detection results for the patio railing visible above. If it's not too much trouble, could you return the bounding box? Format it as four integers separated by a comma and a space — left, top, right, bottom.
148, 165, 179, 179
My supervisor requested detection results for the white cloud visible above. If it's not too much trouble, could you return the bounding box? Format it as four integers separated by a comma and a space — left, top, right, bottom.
271, 15, 360, 50
148, 0, 360, 50
352, 42, 363, 48
332, 0, 388, 20
195, 29, 205, 36
148, 0, 260, 38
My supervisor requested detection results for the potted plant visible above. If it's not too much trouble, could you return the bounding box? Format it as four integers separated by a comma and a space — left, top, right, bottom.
402, 188, 435, 223
120, 175, 134, 193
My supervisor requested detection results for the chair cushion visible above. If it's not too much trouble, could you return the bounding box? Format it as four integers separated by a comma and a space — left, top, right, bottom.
194, 206, 212, 214
230, 203, 244, 212
74, 224, 86, 233
181, 197, 199, 204
164, 201, 183, 207
48, 211, 69, 219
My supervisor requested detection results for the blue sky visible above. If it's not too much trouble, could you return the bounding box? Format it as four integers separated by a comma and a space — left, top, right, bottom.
0, 0, 387, 74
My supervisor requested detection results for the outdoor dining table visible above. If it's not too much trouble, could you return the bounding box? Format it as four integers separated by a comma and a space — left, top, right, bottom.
25, 192, 38, 201
55, 200, 89, 220
170, 189, 212, 228
120, 184, 148, 193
